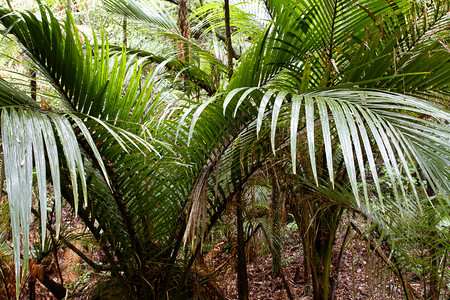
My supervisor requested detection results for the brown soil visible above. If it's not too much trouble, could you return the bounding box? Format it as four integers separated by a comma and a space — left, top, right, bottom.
2, 208, 449, 299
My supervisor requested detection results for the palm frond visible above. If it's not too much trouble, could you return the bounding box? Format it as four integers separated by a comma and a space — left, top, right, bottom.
103, 0, 179, 33
0, 6, 174, 293
113, 46, 221, 95
104, 0, 228, 87
0, 107, 110, 293
219, 87, 450, 209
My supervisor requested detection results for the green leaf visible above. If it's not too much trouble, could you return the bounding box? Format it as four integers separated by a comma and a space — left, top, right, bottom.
290, 95, 303, 174
271, 91, 288, 153
317, 97, 334, 187
327, 98, 359, 206
257, 90, 276, 137
304, 96, 317, 184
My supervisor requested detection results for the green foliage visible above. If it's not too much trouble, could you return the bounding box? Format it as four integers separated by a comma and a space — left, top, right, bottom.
0, 0, 448, 299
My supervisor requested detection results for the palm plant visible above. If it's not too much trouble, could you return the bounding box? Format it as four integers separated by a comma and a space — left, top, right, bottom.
187, 0, 450, 298
0, 0, 449, 300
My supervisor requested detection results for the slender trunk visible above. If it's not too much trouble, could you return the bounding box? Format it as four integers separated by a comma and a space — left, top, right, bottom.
122, 17, 127, 47
30, 68, 37, 101
330, 225, 351, 299
224, 0, 233, 78
260, 224, 295, 300
310, 208, 341, 300
236, 189, 249, 300
270, 171, 282, 277
427, 183, 440, 300
177, 0, 190, 61
289, 193, 342, 300
231, 139, 248, 300
50, 233, 64, 286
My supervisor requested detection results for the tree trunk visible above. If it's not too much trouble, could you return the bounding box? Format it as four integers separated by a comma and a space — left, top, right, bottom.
224, 0, 233, 78
270, 171, 282, 277
426, 182, 440, 300
308, 209, 341, 300
122, 17, 127, 47
288, 193, 342, 300
30, 68, 37, 101
177, 0, 190, 61
236, 189, 249, 300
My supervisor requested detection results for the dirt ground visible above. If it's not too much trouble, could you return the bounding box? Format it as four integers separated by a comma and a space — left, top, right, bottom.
2, 214, 449, 300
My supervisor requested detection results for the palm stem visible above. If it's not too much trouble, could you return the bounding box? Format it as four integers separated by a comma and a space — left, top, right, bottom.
224, 0, 234, 78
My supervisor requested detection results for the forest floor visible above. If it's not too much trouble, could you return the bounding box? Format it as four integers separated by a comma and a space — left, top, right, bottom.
207, 227, 417, 300
2, 208, 449, 300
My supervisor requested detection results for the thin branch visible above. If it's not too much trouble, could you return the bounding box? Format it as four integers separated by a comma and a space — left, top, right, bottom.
215, 30, 240, 60
161, 0, 180, 6
5, 0, 13, 11
31, 207, 111, 272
